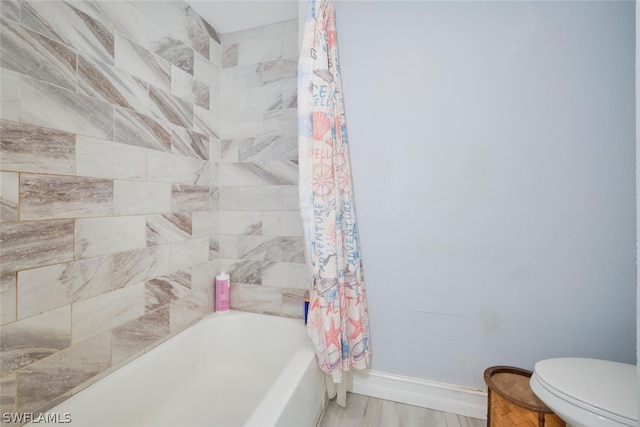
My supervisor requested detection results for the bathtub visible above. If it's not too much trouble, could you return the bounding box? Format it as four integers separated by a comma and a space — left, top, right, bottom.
29, 311, 326, 427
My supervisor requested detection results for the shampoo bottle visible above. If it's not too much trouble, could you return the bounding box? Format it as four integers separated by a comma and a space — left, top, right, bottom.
215, 272, 230, 312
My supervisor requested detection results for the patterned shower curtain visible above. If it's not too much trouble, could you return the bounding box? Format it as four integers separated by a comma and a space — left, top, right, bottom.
298, 0, 371, 384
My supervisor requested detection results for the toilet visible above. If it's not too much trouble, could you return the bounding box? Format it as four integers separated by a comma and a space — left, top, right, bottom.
530, 358, 638, 427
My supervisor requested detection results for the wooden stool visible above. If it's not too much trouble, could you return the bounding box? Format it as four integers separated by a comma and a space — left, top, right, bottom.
484, 366, 566, 427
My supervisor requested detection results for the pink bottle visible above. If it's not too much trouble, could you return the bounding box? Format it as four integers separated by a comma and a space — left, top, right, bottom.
215, 272, 230, 312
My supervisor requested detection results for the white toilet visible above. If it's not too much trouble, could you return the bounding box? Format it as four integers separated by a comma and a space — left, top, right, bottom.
530, 358, 638, 427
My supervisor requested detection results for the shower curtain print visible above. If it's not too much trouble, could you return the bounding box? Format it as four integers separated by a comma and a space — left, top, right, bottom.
298, 0, 371, 383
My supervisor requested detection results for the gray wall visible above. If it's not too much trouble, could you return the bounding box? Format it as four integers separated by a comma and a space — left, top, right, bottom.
335, 0, 636, 388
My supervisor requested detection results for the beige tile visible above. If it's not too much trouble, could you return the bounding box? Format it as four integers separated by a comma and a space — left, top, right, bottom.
15, 331, 111, 414
111, 306, 170, 364
76, 136, 147, 180
0, 172, 18, 222
169, 238, 209, 271
192, 211, 219, 237
112, 245, 171, 289
0, 374, 16, 415
145, 270, 191, 311
0, 273, 16, 325
262, 211, 302, 237
146, 213, 192, 245
113, 180, 171, 215
72, 283, 145, 344
0, 220, 74, 273
1, 306, 71, 376
169, 290, 210, 332
75, 216, 146, 259
171, 185, 210, 212
20, 174, 113, 220
0, 119, 75, 175
17, 256, 113, 320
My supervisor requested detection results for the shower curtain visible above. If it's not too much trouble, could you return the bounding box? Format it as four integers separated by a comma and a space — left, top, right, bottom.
298, 0, 371, 385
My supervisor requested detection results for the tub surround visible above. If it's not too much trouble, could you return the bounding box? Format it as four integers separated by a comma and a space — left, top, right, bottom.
0, 0, 302, 418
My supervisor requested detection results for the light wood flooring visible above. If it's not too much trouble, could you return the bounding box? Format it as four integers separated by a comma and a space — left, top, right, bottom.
317, 393, 487, 427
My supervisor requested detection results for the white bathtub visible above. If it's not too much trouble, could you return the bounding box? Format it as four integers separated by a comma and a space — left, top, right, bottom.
30, 311, 326, 427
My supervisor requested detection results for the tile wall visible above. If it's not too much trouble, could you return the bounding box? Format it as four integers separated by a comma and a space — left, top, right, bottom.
0, 0, 302, 418
219, 22, 307, 316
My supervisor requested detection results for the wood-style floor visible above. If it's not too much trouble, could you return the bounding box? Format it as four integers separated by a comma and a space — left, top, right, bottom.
317, 393, 487, 427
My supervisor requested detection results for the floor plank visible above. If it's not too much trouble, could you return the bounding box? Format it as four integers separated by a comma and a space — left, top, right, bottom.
317, 393, 487, 427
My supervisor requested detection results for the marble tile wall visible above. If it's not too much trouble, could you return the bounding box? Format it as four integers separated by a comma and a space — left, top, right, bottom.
219, 20, 307, 317
0, 0, 221, 417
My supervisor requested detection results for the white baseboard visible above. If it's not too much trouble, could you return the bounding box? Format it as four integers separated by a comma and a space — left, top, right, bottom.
351, 369, 488, 420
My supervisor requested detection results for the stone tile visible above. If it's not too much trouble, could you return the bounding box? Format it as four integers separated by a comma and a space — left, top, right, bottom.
263, 108, 297, 134
1, 306, 71, 377
0, 172, 18, 222
262, 261, 308, 289
220, 140, 238, 162
171, 65, 196, 104
0, 220, 74, 273
282, 80, 297, 109
169, 291, 209, 332
114, 32, 171, 91
237, 186, 283, 211
0, 0, 19, 21
76, 136, 147, 180
75, 216, 146, 259
263, 211, 303, 237
20, 1, 114, 65
131, 1, 172, 31
171, 126, 209, 160
17, 255, 113, 320
0, 120, 75, 175
15, 331, 111, 414
114, 107, 171, 153
113, 180, 171, 215
236, 32, 283, 66
194, 104, 220, 138
145, 270, 191, 311
238, 236, 282, 261
171, 185, 210, 213
71, 1, 149, 49
282, 237, 305, 263
150, 24, 194, 75
220, 211, 262, 236
0, 374, 15, 416
222, 43, 238, 68
21, 77, 113, 140
220, 110, 262, 139
238, 134, 286, 162
171, 2, 216, 55
72, 283, 145, 344
190, 260, 218, 292
0, 16, 77, 90
149, 85, 193, 128
210, 39, 221, 68
240, 84, 282, 112
220, 162, 263, 186
192, 211, 219, 237
111, 306, 170, 364
148, 150, 213, 185
20, 174, 113, 220
282, 185, 299, 210
263, 160, 298, 185
1, 67, 20, 121
219, 235, 238, 259
146, 214, 192, 246
231, 283, 281, 313
169, 238, 209, 271
262, 59, 297, 84
1, 272, 16, 325
77, 55, 149, 113
282, 289, 307, 318
112, 245, 171, 290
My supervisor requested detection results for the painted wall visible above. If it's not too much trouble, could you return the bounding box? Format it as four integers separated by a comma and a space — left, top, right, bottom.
334, 1, 636, 389
0, 0, 221, 415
